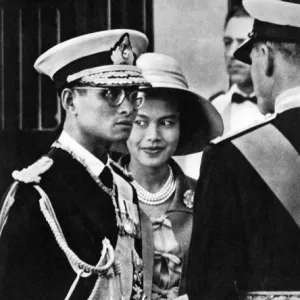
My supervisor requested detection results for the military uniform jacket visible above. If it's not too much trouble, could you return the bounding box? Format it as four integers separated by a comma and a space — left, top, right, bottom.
186, 88, 300, 300
0, 146, 142, 300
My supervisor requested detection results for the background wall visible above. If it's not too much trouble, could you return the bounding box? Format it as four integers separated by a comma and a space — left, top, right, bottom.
153, 0, 228, 99
153, 0, 229, 179
0, 0, 154, 196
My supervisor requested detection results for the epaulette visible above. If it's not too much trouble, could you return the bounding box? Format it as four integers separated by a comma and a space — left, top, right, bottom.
12, 156, 53, 184
211, 113, 277, 145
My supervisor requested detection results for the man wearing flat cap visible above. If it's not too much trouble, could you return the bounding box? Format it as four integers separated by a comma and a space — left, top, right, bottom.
186, 0, 300, 300
0, 29, 150, 299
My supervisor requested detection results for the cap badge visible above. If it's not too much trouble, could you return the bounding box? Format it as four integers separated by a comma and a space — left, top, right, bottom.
248, 31, 257, 39
110, 33, 135, 65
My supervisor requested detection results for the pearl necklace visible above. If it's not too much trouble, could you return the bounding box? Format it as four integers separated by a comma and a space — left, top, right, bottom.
131, 165, 176, 206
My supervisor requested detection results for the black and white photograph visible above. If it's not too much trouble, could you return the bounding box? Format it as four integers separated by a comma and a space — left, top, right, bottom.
0, 0, 300, 299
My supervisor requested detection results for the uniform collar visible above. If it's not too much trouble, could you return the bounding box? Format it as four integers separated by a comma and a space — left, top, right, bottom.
57, 131, 107, 177
275, 86, 300, 113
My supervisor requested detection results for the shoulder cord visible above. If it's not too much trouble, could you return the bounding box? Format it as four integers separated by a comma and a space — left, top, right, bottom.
0, 182, 116, 300
108, 157, 133, 179
0, 181, 19, 237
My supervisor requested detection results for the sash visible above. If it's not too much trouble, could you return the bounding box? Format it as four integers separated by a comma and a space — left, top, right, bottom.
238, 291, 300, 300
94, 234, 134, 300
108, 171, 135, 300
232, 124, 300, 227
109, 171, 144, 300
70, 171, 141, 300
112, 170, 140, 237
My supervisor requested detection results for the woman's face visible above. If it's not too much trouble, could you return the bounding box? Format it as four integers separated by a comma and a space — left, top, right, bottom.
127, 94, 180, 168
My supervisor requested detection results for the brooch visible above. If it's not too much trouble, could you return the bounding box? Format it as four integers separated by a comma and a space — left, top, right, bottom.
183, 189, 194, 209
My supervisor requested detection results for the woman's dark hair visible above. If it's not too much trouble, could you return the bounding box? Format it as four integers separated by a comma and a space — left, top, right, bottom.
141, 88, 210, 155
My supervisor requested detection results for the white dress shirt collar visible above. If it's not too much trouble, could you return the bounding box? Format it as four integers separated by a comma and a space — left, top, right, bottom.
57, 131, 107, 177
229, 84, 256, 99
275, 86, 300, 113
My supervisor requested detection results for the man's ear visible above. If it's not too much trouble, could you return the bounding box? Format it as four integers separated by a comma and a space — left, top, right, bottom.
61, 88, 77, 115
261, 43, 275, 77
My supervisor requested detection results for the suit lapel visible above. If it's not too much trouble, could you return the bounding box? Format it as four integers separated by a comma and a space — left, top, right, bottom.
140, 208, 153, 299
167, 160, 193, 293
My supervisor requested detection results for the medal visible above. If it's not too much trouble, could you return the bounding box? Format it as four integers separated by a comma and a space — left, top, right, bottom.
118, 199, 140, 237
123, 219, 135, 236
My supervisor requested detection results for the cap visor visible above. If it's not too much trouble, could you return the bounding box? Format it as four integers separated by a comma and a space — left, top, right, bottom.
234, 38, 254, 65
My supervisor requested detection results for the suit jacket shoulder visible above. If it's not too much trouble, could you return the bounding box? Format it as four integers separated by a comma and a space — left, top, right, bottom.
209, 90, 226, 102
211, 113, 276, 147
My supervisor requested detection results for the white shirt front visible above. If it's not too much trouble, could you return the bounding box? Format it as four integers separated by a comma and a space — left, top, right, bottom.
213, 84, 264, 134
57, 131, 107, 178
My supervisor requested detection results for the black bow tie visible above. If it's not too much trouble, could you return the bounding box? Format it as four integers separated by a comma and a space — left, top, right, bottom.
232, 93, 257, 104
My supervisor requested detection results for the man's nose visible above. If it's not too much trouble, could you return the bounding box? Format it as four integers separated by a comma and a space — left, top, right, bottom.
228, 40, 240, 58
118, 95, 134, 115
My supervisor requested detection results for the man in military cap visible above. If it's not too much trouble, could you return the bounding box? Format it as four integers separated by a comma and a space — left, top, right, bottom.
186, 0, 300, 299
0, 29, 150, 299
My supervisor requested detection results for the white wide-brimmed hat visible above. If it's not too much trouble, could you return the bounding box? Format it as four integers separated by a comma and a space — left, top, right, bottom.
136, 52, 224, 155
34, 29, 150, 89
235, 0, 300, 64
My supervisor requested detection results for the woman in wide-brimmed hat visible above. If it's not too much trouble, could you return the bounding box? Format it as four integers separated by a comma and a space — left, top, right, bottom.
116, 53, 223, 300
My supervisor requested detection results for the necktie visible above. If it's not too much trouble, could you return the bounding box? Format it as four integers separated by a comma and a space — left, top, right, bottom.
98, 166, 113, 189
232, 92, 257, 104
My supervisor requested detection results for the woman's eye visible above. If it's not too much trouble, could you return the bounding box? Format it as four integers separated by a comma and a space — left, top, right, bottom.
134, 119, 147, 126
161, 120, 174, 126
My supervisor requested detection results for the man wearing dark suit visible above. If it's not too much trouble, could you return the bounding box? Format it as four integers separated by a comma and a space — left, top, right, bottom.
186, 0, 300, 299
0, 30, 150, 299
